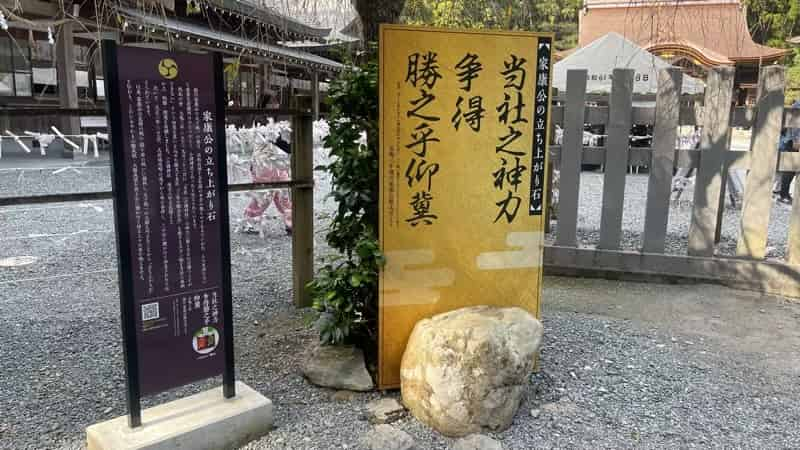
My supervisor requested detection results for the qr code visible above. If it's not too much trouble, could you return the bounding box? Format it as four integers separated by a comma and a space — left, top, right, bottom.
141, 302, 159, 321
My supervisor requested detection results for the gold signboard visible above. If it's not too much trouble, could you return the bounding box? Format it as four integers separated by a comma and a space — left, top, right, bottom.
378, 25, 554, 388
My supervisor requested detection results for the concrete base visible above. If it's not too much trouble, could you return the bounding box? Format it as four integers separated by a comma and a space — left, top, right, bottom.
86, 382, 272, 450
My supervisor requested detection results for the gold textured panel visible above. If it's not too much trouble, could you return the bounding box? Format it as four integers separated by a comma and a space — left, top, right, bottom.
378, 25, 554, 389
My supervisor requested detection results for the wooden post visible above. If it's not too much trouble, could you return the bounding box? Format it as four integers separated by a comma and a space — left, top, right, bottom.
736, 65, 785, 259
713, 132, 732, 244
642, 68, 682, 254
598, 68, 634, 251
555, 69, 587, 248
311, 71, 320, 121
56, 21, 80, 157
291, 114, 314, 307
789, 173, 800, 265
688, 67, 735, 257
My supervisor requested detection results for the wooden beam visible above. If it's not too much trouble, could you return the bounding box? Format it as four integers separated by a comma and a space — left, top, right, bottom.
544, 245, 800, 300
0, 0, 58, 17
311, 71, 320, 121
643, 68, 682, 254
291, 114, 315, 308
555, 69, 587, 248
688, 67, 735, 257
55, 21, 80, 157
736, 66, 785, 259
598, 68, 633, 250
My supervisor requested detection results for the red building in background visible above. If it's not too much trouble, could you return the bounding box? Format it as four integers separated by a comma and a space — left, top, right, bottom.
578, 0, 791, 104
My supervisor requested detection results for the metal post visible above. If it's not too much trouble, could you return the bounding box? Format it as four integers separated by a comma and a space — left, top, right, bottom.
102, 39, 142, 429
214, 52, 237, 399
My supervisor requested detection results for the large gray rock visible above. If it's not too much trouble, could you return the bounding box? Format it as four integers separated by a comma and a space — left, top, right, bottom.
361, 424, 416, 450
451, 434, 504, 450
302, 345, 373, 391
400, 306, 543, 437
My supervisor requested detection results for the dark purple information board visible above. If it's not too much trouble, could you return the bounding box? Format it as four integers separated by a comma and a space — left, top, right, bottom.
104, 42, 234, 426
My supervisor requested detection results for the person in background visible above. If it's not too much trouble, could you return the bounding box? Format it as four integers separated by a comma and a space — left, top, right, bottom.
242, 135, 293, 235
775, 128, 796, 204
793, 99, 800, 150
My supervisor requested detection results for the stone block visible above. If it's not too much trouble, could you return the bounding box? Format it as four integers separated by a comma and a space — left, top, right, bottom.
86, 381, 272, 450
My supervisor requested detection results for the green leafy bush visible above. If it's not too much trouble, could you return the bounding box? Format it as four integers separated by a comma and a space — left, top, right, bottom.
307, 59, 383, 345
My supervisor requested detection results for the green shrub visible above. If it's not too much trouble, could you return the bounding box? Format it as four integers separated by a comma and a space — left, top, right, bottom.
307, 59, 383, 345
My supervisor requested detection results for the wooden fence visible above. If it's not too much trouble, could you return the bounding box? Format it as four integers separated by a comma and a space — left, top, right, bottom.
0, 110, 316, 308
545, 66, 800, 299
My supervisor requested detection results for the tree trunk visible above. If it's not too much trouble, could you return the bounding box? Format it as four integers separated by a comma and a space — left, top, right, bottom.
352, 0, 406, 42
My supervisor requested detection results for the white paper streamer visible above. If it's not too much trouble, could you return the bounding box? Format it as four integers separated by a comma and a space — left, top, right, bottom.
50, 126, 80, 151
5, 130, 31, 153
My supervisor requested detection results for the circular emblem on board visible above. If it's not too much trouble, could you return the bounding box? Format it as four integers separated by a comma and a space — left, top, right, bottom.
192, 326, 219, 354
158, 58, 178, 80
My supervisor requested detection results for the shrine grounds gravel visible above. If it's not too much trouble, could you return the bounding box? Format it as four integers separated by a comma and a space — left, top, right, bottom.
1, 163, 799, 449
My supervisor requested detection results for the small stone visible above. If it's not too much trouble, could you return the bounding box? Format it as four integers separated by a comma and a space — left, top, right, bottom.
361, 424, 416, 450
103, 407, 113, 414
451, 434, 503, 450
303, 345, 373, 391
530, 409, 541, 418
331, 390, 357, 402
366, 398, 405, 424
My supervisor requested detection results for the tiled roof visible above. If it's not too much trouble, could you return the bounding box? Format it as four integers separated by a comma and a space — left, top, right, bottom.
119, 7, 344, 71
580, 1, 791, 63
203, 0, 331, 40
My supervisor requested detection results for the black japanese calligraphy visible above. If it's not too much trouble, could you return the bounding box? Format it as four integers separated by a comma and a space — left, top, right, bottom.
451, 95, 485, 132
501, 54, 527, 90
406, 51, 443, 89
407, 89, 440, 122
406, 122, 440, 157
405, 158, 440, 191
454, 53, 482, 92
494, 190, 522, 224
493, 53, 530, 223
497, 91, 528, 125
529, 38, 552, 215
404, 50, 443, 226
492, 156, 527, 192
406, 190, 438, 227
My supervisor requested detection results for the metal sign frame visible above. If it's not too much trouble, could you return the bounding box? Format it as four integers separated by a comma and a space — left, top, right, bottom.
102, 40, 235, 428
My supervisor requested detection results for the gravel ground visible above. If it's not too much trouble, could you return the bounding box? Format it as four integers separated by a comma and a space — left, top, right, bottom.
545, 171, 795, 260
2, 163, 799, 449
